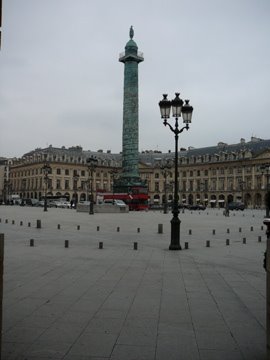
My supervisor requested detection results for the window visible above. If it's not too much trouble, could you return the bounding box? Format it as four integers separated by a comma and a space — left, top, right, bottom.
219, 179, 225, 191
155, 173, 159, 179
81, 170, 85, 176
57, 168, 61, 175
182, 181, 186, 192
155, 182, 159, 191
65, 169, 69, 175
190, 170, 193, 177
197, 170, 200, 177
204, 170, 208, 176
56, 179, 61, 189
65, 180, 69, 190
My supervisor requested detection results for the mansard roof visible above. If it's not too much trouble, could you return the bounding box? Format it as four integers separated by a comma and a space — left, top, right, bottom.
185, 138, 270, 158
21, 137, 270, 166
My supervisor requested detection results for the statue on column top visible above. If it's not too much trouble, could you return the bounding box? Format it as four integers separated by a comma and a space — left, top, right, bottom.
129, 26, 134, 39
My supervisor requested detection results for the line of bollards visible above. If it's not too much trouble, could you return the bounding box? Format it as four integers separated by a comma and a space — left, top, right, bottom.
1, 217, 264, 236
26, 239, 140, 250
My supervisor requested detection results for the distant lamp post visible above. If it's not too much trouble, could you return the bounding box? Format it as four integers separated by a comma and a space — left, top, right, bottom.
87, 156, 98, 214
159, 160, 173, 214
159, 93, 193, 250
239, 179, 245, 204
42, 159, 51, 212
261, 164, 270, 218
110, 169, 118, 204
73, 172, 80, 209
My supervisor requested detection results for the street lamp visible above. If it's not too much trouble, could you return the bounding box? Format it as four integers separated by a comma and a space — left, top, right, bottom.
159, 159, 173, 214
261, 164, 270, 217
159, 93, 193, 250
87, 156, 98, 214
41, 159, 51, 212
239, 179, 245, 204
109, 169, 118, 204
73, 172, 80, 209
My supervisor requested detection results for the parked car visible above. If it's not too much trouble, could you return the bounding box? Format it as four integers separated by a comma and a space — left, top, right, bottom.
178, 204, 189, 209
36, 200, 45, 207
49, 200, 71, 208
21, 198, 39, 206
228, 202, 245, 211
58, 201, 71, 208
188, 204, 206, 210
149, 204, 164, 210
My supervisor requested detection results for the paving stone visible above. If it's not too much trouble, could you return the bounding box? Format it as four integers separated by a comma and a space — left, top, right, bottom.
111, 344, 155, 360
67, 332, 118, 357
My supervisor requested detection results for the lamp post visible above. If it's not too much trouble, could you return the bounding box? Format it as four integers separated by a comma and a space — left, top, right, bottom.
42, 159, 51, 212
87, 156, 98, 214
73, 172, 80, 209
159, 93, 193, 250
110, 169, 118, 204
239, 179, 245, 205
159, 159, 173, 214
261, 164, 270, 218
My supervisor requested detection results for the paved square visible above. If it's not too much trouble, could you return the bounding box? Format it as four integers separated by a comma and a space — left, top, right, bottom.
0, 206, 266, 359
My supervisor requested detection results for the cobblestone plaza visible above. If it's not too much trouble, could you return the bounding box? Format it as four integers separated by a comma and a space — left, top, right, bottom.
0, 206, 267, 359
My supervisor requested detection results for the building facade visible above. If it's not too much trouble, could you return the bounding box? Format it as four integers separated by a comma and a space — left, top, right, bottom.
3, 137, 270, 208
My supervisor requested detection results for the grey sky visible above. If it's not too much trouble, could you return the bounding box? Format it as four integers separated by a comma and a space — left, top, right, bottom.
0, 0, 269, 158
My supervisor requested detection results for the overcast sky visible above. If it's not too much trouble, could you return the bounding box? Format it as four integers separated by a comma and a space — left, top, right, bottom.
0, 0, 269, 158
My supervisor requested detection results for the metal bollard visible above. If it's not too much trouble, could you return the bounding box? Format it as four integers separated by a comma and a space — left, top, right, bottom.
5, 219, 8, 224
158, 224, 163, 234
97, 226, 100, 231
30, 239, 34, 247
99, 242, 103, 249
57, 224, 61, 229
117, 227, 120, 232
20, 221, 23, 226
243, 238, 246, 244
133, 242, 138, 250
28, 222, 31, 227
36, 220, 41, 229
239, 227, 242, 232
206, 240, 210, 247
184, 242, 189, 249
65, 240, 69, 248
226, 239, 230, 246
258, 236, 262, 243
189, 229, 192, 235
250, 226, 253, 231
12, 220, 15, 225
227, 228, 230, 234
212, 229, 215, 235
77, 225, 80, 230
137, 228, 140, 233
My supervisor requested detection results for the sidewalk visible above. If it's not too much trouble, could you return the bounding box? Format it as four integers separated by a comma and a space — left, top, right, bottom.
0, 206, 267, 359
